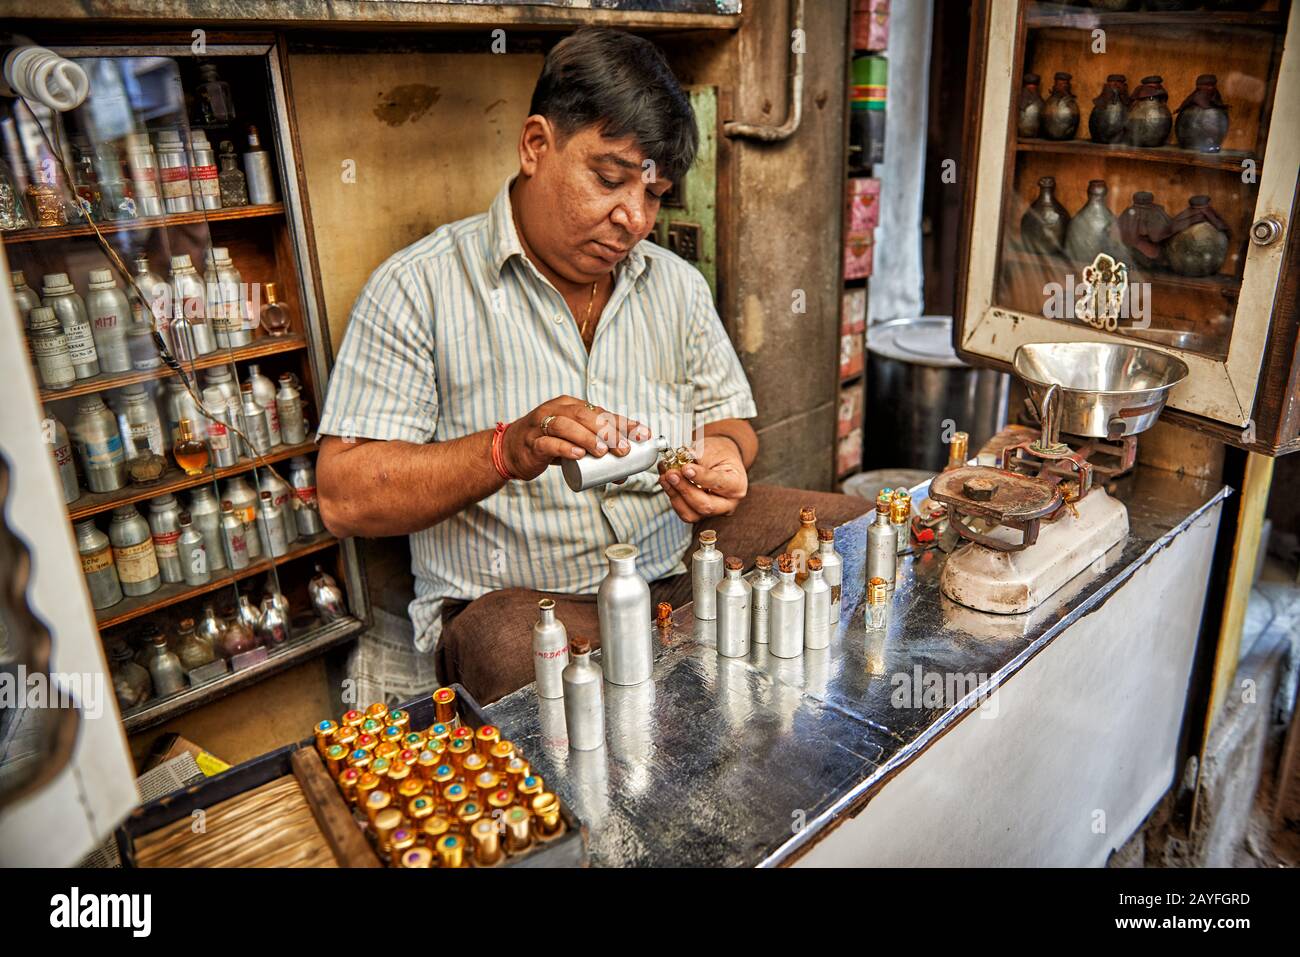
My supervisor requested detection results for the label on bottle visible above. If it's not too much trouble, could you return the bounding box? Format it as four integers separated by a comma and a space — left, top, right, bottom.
129, 420, 164, 456
54, 441, 74, 470
129, 164, 160, 199
191, 164, 220, 201
76, 432, 124, 468
293, 485, 317, 505
91, 311, 121, 332
152, 529, 181, 560
114, 540, 159, 583
81, 545, 113, 575
208, 420, 230, 451
65, 322, 98, 364
33, 334, 75, 383
159, 165, 191, 200
235, 503, 256, 525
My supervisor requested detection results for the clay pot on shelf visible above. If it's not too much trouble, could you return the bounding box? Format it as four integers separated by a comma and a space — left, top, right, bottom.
1021, 176, 1071, 258
1126, 76, 1172, 148
1165, 195, 1230, 278
1042, 72, 1080, 141
1065, 179, 1122, 266
1017, 73, 1044, 138
1089, 74, 1129, 145
1175, 74, 1230, 152
1118, 191, 1173, 271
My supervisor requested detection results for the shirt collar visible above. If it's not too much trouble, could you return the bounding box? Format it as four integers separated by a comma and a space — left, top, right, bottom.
487, 175, 649, 284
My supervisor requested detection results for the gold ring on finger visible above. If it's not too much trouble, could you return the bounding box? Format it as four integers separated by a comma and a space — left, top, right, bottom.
541, 414, 557, 436
585, 402, 597, 412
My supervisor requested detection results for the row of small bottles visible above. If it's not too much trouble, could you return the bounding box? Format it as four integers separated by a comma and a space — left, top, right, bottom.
1019, 72, 1230, 152
43, 364, 308, 500
2, 124, 276, 231
1022, 178, 1230, 277
74, 459, 323, 609
13, 255, 292, 389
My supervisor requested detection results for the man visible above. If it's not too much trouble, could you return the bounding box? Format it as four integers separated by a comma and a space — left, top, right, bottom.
317, 28, 869, 704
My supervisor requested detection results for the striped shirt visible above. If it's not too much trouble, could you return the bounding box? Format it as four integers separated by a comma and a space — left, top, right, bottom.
319, 177, 756, 654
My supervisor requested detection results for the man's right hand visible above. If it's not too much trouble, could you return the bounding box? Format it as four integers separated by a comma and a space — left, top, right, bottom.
501, 395, 650, 480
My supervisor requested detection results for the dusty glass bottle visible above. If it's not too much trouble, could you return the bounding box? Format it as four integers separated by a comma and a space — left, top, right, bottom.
1065, 180, 1121, 266
108, 640, 151, 711
784, 505, 820, 584
1016, 72, 1044, 138
174, 617, 216, 672
1020, 176, 1070, 259
145, 628, 186, 696
1042, 72, 1079, 140
1088, 74, 1129, 145
217, 140, 249, 208
1126, 76, 1172, 147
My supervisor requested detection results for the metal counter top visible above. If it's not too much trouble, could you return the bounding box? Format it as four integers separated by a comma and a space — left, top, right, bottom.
485, 466, 1231, 867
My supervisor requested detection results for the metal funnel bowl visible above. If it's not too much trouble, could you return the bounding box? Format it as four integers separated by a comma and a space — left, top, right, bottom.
1013, 342, 1189, 439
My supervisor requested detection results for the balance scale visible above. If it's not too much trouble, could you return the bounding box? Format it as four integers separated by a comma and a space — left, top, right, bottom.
931, 342, 1188, 616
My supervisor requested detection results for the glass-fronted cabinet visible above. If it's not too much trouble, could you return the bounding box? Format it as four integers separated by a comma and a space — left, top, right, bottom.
956, 1, 1300, 454
0, 44, 367, 734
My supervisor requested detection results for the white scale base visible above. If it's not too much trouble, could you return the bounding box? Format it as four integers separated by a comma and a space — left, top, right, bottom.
940, 488, 1130, 615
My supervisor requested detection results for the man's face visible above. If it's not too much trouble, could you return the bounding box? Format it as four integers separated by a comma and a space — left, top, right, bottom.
520, 121, 671, 284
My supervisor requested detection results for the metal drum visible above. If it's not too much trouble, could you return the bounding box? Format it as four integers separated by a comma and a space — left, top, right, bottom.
865, 316, 1008, 473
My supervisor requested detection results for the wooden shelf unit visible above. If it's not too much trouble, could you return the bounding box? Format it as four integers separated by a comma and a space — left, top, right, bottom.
2, 203, 284, 245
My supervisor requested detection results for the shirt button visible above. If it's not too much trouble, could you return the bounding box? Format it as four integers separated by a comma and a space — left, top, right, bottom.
552, 314, 564, 324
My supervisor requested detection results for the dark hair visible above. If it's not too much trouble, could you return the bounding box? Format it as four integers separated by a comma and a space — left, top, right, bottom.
529, 28, 698, 183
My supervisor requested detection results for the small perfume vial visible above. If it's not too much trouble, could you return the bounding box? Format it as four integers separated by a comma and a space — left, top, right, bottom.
867, 576, 889, 630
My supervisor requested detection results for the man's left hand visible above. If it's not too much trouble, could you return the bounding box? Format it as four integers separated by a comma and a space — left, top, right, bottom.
658, 435, 748, 523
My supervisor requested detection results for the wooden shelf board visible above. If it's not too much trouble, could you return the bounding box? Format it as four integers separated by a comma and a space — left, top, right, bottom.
121, 614, 364, 734
1002, 249, 1241, 295
1, 203, 284, 245
1025, 8, 1284, 31
70, 438, 318, 522
39, 333, 307, 402
96, 531, 338, 629
1016, 137, 1256, 173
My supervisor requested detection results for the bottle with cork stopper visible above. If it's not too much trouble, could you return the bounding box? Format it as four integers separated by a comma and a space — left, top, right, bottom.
784, 505, 819, 583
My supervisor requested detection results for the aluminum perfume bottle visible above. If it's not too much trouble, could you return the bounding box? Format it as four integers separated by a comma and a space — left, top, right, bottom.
145, 629, 186, 696
816, 526, 842, 624
750, 554, 776, 645
691, 529, 723, 620
243, 125, 278, 205
42, 272, 99, 379
259, 468, 298, 544
71, 395, 126, 493
146, 493, 184, 584
289, 456, 324, 536
890, 490, 912, 555
246, 364, 282, 446
186, 486, 227, 572
867, 502, 898, 594
220, 499, 251, 570
169, 254, 216, 357
177, 511, 210, 586
257, 489, 289, 557
28, 307, 75, 391
769, 553, 806, 659
239, 383, 272, 455
309, 564, 346, 621
276, 374, 307, 445
716, 556, 752, 658
84, 268, 133, 373
44, 407, 79, 504
533, 598, 569, 699
75, 518, 122, 610
801, 556, 832, 651
597, 543, 653, 685
560, 434, 669, 491
109, 504, 160, 597
562, 636, 604, 751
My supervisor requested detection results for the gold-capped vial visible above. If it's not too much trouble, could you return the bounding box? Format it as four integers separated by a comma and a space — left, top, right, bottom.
337, 767, 362, 806
369, 757, 392, 783
387, 709, 410, 731
372, 807, 403, 853
450, 725, 475, 746
436, 833, 465, 868
389, 827, 417, 866
457, 800, 484, 828
354, 732, 378, 753
387, 760, 412, 790
447, 737, 473, 772
397, 777, 424, 804
442, 781, 470, 811
867, 576, 889, 607
422, 814, 452, 847
518, 774, 545, 800
427, 723, 452, 745
488, 788, 515, 813
402, 731, 426, 752
471, 818, 503, 866
401, 846, 433, 868
416, 750, 440, 780
374, 741, 399, 762
432, 687, 457, 726
381, 725, 403, 744
360, 717, 384, 739
324, 743, 349, 776
313, 719, 338, 757
355, 771, 382, 805
474, 724, 500, 754
431, 763, 456, 789
334, 725, 359, 750
474, 770, 501, 794
340, 709, 365, 729
461, 752, 488, 780
364, 788, 392, 825
503, 805, 531, 853
489, 740, 514, 772
396, 747, 420, 768
345, 748, 372, 772
947, 431, 969, 469
408, 795, 436, 823
503, 756, 530, 785
364, 702, 389, 722
531, 792, 563, 839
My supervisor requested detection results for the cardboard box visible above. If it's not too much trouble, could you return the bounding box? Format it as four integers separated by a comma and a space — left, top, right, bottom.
838, 380, 865, 438
847, 177, 880, 233
837, 427, 863, 477
841, 287, 867, 335
845, 232, 874, 280
852, 0, 890, 52
840, 331, 865, 380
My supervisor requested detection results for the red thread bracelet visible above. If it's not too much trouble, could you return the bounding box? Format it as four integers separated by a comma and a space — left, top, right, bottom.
491, 421, 517, 481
